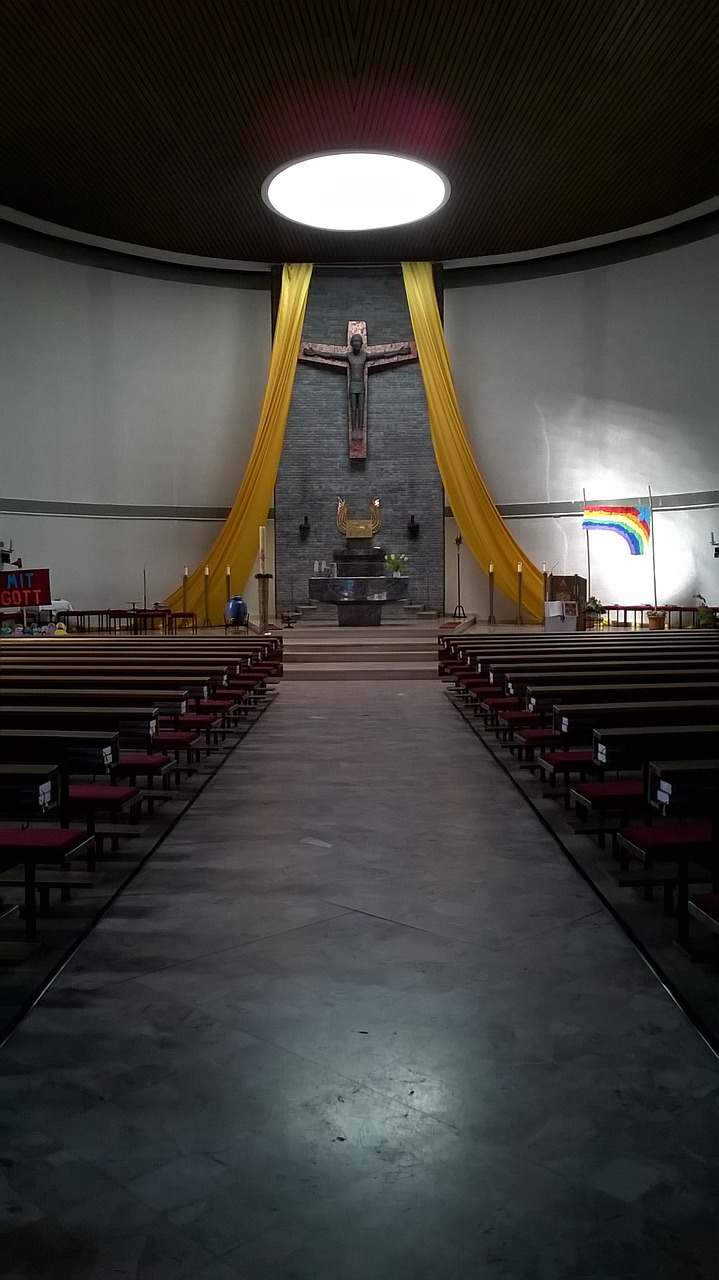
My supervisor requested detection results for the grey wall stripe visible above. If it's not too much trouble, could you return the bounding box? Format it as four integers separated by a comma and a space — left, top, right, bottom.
0, 499, 230, 521
497, 491, 719, 519
3, 491, 717, 523
0, 220, 270, 289
444, 210, 719, 288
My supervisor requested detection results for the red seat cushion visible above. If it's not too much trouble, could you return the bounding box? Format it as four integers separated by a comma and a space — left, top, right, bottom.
574, 780, 644, 802
517, 729, 562, 744
619, 821, 712, 848
69, 784, 140, 806
118, 753, 172, 768
481, 697, 518, 709
154, 731, 200, 744
160, 714, 218, 728
0, 828, 87, 852
500, 711, 542, 725
540, 750, 595, 766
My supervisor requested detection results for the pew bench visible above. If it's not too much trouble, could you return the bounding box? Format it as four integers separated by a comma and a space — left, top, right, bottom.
0, 828, 95, 944
649, 760, 719, 952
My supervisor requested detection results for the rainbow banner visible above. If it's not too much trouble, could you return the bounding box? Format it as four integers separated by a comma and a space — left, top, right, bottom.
582, 504, 651, 555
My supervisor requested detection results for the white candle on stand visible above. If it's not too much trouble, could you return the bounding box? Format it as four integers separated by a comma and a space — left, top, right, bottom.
542, 562, 547, 574
517, 562, 523, 573
489, 562, 494, 574
183, 565, 189, 578
259, 526, 266, 571
204, 566, 209, 577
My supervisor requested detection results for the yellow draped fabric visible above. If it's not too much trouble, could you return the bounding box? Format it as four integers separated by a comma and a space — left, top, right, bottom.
166, 262, 313, 624
402, 261, 543, 621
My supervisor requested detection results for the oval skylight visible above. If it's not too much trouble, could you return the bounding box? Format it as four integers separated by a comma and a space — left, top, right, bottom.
263, 153, 450, 231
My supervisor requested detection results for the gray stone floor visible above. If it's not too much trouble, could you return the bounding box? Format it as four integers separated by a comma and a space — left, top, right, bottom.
1, 681, 718, 1279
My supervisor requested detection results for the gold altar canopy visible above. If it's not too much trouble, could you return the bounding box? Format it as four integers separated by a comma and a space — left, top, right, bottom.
402, 261, 543, 622
166, 262, 312, 624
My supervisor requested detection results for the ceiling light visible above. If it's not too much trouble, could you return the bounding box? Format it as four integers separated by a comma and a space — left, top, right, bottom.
263, 152, 450, 231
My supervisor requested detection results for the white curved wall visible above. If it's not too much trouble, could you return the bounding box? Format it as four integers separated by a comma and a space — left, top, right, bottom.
0, 242, 270, 608
2, 230, 717, 621
444, 233, 719, 616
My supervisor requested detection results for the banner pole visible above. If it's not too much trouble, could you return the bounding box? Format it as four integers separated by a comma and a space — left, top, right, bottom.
648, 484, 658, 610
582, 488, 591, 600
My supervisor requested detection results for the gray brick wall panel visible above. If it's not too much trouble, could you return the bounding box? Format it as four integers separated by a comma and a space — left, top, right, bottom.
275, 271, 444, 614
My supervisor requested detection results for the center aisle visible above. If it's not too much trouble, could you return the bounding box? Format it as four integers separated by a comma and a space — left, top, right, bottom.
2, 683, 718, 1279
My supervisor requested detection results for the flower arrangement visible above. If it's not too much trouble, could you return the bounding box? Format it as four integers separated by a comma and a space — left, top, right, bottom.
584, 596, 605, 618
384, 552, 408, 574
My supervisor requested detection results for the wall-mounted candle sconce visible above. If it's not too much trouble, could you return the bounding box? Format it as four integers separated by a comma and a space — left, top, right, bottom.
299, 515, 311, 540
407, 513, 420, 540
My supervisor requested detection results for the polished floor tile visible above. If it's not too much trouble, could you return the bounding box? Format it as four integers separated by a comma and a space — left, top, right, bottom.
1, 681, 718, 1279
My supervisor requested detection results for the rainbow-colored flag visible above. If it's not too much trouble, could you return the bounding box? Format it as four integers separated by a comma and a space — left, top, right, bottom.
582, 504, 651, 555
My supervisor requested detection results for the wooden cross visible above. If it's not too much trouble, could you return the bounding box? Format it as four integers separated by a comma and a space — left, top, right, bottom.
299, 320, 417, 459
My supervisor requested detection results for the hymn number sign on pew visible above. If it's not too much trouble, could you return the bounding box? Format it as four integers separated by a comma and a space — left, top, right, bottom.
0, 568, 52, 608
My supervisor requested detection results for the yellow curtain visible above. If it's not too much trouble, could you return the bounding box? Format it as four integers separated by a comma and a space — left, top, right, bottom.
166, 262, 313, 624
402, 261, 543, 622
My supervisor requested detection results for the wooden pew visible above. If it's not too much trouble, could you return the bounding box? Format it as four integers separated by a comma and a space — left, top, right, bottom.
0, 750, 98, 945
554, 701, 719, 746
648, 760, 719, 951
571, 724, 719, 845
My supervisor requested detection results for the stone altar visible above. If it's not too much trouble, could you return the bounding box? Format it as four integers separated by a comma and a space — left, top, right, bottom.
309, 537, 409, 626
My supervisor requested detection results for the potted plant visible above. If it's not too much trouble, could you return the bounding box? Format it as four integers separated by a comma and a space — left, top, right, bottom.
695, 594, 719, 628
584, 596, 605, 629
645, 605, 667, 630
384, 552, 408, 577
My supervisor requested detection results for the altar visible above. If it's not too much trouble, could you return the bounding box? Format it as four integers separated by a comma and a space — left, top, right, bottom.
308, 499, 409, 626
309, 571, 409, 626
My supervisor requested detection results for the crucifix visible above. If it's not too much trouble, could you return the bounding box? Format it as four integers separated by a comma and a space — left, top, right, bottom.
300, 320, 417, 459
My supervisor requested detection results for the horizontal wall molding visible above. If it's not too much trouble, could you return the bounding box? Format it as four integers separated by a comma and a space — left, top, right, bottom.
445, 210, 719, 287
0, 219, 270, 290
0, 498, 229, 521
3, 490, 717, 525
445, 491, 719, 521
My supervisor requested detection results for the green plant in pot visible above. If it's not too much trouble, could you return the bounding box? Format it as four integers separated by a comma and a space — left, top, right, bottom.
384, 552, 408, 575
584, 596, 605, 627
695, 594, 718, 628
645, 605, 667, 629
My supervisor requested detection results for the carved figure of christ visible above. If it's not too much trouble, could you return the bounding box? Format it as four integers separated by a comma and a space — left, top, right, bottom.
300, 320, 417, 459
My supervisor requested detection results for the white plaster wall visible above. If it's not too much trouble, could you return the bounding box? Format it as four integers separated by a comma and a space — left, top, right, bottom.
444, 233, 719, 615
0, 240, 270, 608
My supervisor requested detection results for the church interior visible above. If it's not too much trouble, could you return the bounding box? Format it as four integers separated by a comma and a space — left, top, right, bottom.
1, 3, 719, 1277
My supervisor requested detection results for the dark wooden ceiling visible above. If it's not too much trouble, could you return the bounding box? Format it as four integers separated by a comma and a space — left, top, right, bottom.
1, 0, 717, 264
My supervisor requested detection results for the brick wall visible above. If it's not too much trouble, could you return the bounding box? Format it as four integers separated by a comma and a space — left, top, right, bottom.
275, 268, 444, 617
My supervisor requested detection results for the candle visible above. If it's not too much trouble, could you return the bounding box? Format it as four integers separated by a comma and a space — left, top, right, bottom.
517, 562, 523, 573
183, 565, 189, 578
204, 566, 209, 577
542, 562, 547, 574
489, 562, 494, 574
226, 565, 231, 576
259, 526, 266, 556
